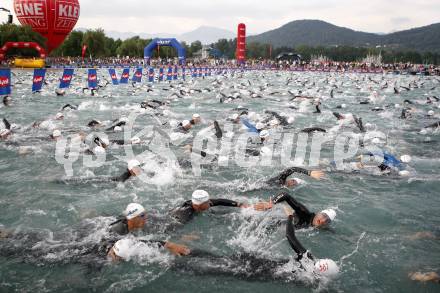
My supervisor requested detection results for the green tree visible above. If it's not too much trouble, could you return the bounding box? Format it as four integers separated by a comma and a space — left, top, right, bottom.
82, 28, 109, 57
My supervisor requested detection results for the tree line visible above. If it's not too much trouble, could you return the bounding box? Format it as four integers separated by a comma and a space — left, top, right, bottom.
1, 23, 439, 64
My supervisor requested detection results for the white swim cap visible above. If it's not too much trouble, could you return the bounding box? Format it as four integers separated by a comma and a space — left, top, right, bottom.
113, 238, 132, 259
341, 104, 346, 108
287, 117, 295, 124
427, 110, 434, 116
130, 136, 141, 144
52, 129, 61, 137
192, 189, 210, 205
314, 259, 339, 277
93, 145, 105, 154
398, 170, 410, 177
400, 155, 412, 163
371, 137, 381, 144
55, 112, 64, 120
124, 203, 145, 220
127, 159, 140, 171
321, 209, 337, 221
394, 104, 400, 108
259, 130, 269, 138
419, 129, 427, 135
192, 113, 200, 119
231, 113, 239, 120
256, 122, 265, 130
182, 120, 191, 127
114, 126, 122, 132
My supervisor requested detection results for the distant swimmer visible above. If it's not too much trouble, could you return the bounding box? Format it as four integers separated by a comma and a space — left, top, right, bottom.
111, 159, 143, 182
55, 89, 66, 96
331, 152, 412, 176
266, 167, 325, 188
171, 190, 270, 225
301, 127, 326, 133
176, 120, 192, 133
2, 96, 12, 106
61, 104, 78, 111
88, 119, 102, 128
106, 117, 128, 132
190, 113, 201, 125
109, 203, 180, 236
50, 129, 62, 141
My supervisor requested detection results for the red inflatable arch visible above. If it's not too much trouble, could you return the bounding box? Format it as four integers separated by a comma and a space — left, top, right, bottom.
0, 41, 47, 61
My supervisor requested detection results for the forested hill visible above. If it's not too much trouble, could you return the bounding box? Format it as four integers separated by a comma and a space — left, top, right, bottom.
247, 20, 440, 52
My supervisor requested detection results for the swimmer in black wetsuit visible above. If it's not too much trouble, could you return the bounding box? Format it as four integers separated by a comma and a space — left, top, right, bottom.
269, 192, 337, 229
171, 189, 270, 225
266, 167, 325, 187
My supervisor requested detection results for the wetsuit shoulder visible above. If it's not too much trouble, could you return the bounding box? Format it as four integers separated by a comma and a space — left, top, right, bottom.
109, 220, 129, 235
171, 200, 195, 224
111, 170, 132, 182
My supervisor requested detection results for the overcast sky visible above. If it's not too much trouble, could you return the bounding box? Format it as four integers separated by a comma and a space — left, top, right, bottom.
3, 0, 439, 35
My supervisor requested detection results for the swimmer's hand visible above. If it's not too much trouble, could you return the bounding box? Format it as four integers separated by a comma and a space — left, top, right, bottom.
310, 170, 324, 180
253, 198, 273, 211
408, 272, 440, 283
164, 241, 190, 256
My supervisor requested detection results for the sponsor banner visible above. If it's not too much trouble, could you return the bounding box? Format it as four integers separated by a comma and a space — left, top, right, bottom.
120, 68, 130, 84
148, 68, 154, 82
59, 68, 74, 88
159, 67, 164, 82
88, 68, 98, 89
166, 66, 173, 81
32, 68, 46, 92
132, 67, 142, 83
108, 68, 119, 85
0, 69, 11, 96
173, 66, 178, 80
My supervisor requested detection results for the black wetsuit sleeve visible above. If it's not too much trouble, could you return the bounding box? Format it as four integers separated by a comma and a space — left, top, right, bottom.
210, 199, 241, 207
3, 118, 11, 130
214, 121, 222, 138
111, 170, 132, 182
282, 194, 315, 227
286, 215, 311, 261
110, 139, 125, 145
267, 167, 311, 185
140, 239, 166, 247
301, 127, 326, 133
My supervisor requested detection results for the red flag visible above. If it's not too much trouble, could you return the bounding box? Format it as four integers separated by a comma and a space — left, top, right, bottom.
81, 45, 87, 58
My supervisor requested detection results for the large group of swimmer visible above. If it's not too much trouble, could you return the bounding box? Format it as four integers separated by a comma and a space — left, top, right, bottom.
0, 67, 439, 287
